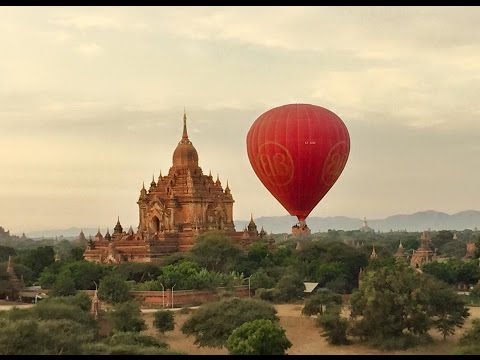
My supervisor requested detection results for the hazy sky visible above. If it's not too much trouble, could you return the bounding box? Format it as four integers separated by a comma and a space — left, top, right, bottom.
1, 6, 480, 234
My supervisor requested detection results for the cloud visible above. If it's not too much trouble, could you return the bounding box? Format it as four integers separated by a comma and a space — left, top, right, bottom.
75, 42, 103, 56
156, 7, 480, 57
52, 14, 120, 30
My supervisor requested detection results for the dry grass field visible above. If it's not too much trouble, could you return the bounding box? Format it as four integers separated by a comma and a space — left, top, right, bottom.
143, 304, 480, 355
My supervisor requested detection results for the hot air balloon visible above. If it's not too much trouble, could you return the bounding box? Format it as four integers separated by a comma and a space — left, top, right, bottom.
246, 103, 350, 234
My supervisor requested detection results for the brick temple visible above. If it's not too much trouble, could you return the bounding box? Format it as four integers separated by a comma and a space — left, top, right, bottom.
84, 112, 273, 264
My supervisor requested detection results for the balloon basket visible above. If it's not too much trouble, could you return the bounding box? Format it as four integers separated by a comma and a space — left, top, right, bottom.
292, 222, 311, 236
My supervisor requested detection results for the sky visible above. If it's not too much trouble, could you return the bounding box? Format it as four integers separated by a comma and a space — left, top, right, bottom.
1, 6, 480, 234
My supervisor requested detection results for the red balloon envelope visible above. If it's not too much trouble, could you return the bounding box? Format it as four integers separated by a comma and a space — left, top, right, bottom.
246, 104, 350, 223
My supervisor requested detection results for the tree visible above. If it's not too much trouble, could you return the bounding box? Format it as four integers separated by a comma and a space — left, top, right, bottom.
474, 234, 480, 259
0, 246, 15, 262
11, 263, 34, 285
302, 289, 342, 316
153, 310, 175, 333
14, 246, 55, 278
0, 318, 94, 355
52, 272, 77, 297
274, 272, 305, 302
38, 261, 65, 289
455, 260, 480, 286
225, 319, 292, 355
295, 240, 368, 292
431, 230, 454, 250
181, 297, 278, 348
470, 285, 480, 304
350, 260, 470, 350
33, 302, 96, 328
69, 246, 86, 261
157, 261, 201, 289
189, 231, 243, 272
247, 242, 269, 264
46, 292, 92, 312
61, 261, 108, 290
98, 275, 130, 304
422, 261, 456, 284
111, 262, 161, 283
250, 268, 275, 290
429, 285, 469, 340
439, 241, 466, 258
456, 319, 480, 354
316, 306, 349, 345
108, 301, 146, 333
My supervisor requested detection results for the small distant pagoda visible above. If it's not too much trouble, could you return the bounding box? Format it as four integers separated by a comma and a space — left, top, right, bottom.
464, 241, 477, 260
359, 217, 374, 233
394, 239, 408, 260
370, 243, 378, 259
410, 231, 436, 269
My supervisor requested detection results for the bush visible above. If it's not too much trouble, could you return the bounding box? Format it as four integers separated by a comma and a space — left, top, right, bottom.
0, 318, 95, 355
455, 319, 480, 354
254, 288, 279, 302
274, 273, 305, 303
153, 310, 175, 333
52, 272, 77, 297
250, 268, 276, 290
470, 285, 480, 304
98, 275, 131, 304
316, 307, 349, 345
225, 319, 292, 355
181, 297, 278, 348
302, 289, 342, 316
33, 302, 96, 328
368, 333, 432, 351
47, 292, 92, 312
82, 343, 180, 355
107, 301, 146, 333
105, 332, 167, 349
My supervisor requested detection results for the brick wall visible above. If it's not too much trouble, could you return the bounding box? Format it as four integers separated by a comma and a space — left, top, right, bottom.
130, 285, 250, 308
81, 285, 250, 308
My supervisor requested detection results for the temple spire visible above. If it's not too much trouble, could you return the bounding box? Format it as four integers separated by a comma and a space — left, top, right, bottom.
7, 255, 13, 273
370, 243, 377, 259
182, 109, 189, 141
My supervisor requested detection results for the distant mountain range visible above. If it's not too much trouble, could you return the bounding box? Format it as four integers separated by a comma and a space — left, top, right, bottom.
236, 210, 480, 234
23, 210, 480, 239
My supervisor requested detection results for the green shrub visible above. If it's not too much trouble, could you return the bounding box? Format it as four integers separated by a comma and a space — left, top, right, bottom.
107, 301, 145, 333
254, 288, 279, 302
316, 307, 349, 345
181, 297, 278, 348
98, 275, 131, 304
105, 331, 167, 348
153, 310, 175, 333
225, 319, 292, 355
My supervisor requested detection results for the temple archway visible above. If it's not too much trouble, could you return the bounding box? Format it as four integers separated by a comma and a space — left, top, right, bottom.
152, 216, 160, 233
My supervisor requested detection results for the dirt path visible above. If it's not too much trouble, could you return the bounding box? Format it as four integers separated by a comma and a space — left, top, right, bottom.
142, 304, 480, 355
